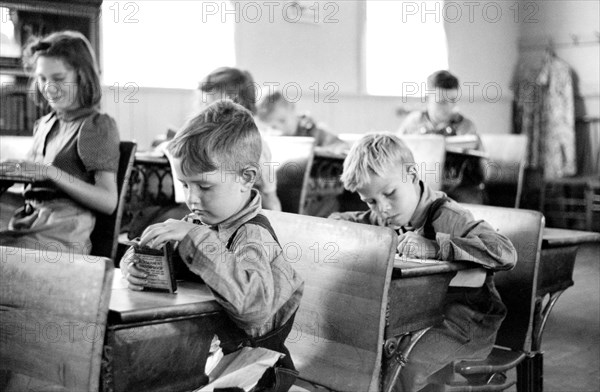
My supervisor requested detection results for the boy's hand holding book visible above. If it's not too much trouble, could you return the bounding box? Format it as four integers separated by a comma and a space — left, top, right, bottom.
139, 218, 198, 249
121, 239, 178, 293
120, 247, 148, 291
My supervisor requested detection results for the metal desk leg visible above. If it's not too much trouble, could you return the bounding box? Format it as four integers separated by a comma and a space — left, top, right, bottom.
517, 353, 543, 392
515, 288, 569, 392
382, 327, 431, 392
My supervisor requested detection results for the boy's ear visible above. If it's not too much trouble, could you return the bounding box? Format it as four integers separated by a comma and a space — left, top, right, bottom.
408, 164, 419, 183
240, 165, 258, 190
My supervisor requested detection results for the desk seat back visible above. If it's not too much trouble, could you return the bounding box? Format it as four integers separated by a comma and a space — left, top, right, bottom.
263, 211, 396, 392
479, 134, 528, 208
263, 136, 315, 214
0, 247, 114, 391
90, 141, 137, 260
400, 134, 446, 192
461, 204, 544, 352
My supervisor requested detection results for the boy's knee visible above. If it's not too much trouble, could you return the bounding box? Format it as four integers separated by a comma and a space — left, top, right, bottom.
397, 361, 432, 392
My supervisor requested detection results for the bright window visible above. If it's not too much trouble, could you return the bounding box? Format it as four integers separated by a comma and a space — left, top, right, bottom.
366, 1, 448, 96
101, 1, 235, 89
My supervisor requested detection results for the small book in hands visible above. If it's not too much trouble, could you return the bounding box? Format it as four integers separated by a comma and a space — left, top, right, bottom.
125, 240, 177, 293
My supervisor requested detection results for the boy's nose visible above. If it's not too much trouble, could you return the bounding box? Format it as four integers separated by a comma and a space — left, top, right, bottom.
377, 200, 391, 216
186, 191, 201, 206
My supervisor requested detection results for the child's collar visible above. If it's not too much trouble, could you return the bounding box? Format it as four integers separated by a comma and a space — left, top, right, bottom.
407, 180, 429, 229
55, 107, 96, 122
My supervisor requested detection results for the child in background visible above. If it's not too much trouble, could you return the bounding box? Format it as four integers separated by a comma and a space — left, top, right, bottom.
397, 70, 479, 139
397, 70, 485, 204
256, 90, 347, 153
0, 31, 120, 253
122, 100, 304, 391
130, 68, 281, 238
199, 67, 282, 211
329, 133, 516, 391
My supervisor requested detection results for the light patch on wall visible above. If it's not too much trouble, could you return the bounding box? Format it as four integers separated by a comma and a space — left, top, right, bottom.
0, 7, 21, 58
366, 0, 449, 96
101, 1, 235, 89
283, 1, 319, 25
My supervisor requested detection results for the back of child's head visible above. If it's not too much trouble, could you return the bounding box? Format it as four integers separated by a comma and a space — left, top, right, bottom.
199, 67, 257, 114
23, 30, 101, 108
168, 99, 262, 176
341, 133, 416, 192
427, 70, 459, 90
256, 90, 294, 121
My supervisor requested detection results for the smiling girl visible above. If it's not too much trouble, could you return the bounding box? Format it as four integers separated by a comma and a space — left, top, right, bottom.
0, 31, 120, 254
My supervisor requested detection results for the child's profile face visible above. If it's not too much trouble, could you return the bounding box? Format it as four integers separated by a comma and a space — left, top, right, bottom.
203, 90, 222, 107
356, 167, 421, 228
263, 103, 298, 136
172, 158, 253, 226
35, 56, 79, 112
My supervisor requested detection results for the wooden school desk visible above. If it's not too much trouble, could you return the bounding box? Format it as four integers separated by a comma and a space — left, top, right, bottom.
127, 152, 174, 208
523, 227, 600, 392
538, 227, 600, 304
101, 261, 471, 392
101, 276, 224, 392
383, 258, 473, 390
304, 147, 346, 217
388, 258, 472, 336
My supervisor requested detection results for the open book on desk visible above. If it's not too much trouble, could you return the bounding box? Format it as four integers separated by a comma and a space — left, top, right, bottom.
394, 254, 487, 288
445, 134, 479, 150
444, 134, 488, 158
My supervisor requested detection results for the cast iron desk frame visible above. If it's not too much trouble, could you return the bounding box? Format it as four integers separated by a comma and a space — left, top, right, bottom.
519, 228, 600, 392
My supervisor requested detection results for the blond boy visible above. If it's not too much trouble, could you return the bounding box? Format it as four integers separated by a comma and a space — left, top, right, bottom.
330, 133, 516, 391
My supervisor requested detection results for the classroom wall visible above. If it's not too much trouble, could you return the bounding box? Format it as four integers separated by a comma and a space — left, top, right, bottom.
236, 0, 520, 136
101, 86, 195, 148
100, 0, 598, 150
444, 0, 520, 135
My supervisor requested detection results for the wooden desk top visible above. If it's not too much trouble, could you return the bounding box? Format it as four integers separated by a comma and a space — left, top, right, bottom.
109, 275, 221, 324
393, 258, 470, 278
313, 146, 346, 160
543, 227, 600, 248
0, 172, 35, 184
445, 146, 489, 159
134, 151, 169, 165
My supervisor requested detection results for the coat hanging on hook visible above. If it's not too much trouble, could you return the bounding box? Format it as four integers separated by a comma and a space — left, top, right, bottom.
511, 44, 576, 180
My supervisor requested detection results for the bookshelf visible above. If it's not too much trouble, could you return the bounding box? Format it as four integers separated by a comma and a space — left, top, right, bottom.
0, 0, 102, 136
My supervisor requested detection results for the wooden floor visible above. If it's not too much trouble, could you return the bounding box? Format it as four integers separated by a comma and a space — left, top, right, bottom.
506, 242, 600, 391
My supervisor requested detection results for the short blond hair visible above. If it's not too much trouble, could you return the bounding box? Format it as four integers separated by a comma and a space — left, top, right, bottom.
340, 133, 416, 192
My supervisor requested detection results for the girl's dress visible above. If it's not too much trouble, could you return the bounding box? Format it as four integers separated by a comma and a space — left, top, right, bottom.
0, 107, 120, 254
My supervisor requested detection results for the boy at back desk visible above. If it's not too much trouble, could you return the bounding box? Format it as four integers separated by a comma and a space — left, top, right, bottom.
398, 70, 486, 204
329, 133, 516, 391
121, 100, 304, 390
